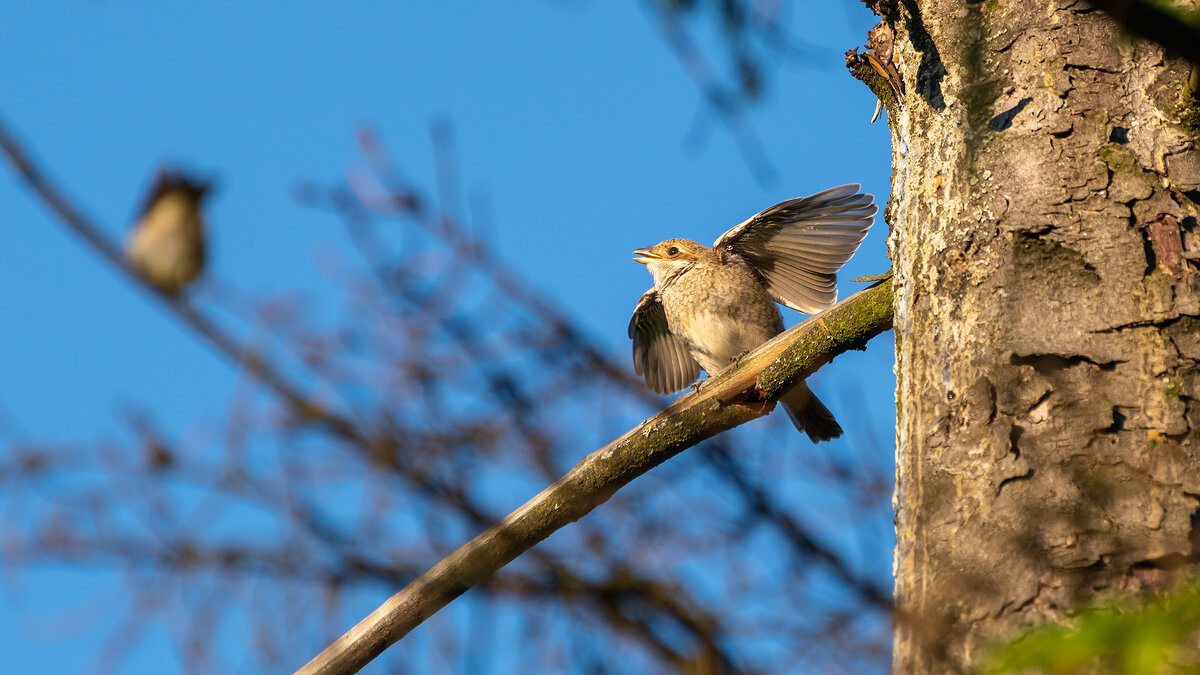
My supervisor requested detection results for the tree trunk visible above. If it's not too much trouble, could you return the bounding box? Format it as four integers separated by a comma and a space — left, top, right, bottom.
869, 0, 1200, 671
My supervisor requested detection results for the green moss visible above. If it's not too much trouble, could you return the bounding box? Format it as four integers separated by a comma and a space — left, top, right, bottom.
985, 582, 1200, 674
1099, 143, 1134, 171
848, 55, 901, 129
1182, 83, 1200, 140
756, 279, 895, 398
1101, 142, 1163, 203
1099, 142, 1152, 175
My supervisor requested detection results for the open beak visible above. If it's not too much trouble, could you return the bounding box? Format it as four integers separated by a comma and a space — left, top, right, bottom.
632, 247, 660, 265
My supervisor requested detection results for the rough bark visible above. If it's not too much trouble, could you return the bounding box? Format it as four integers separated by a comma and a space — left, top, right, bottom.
862, 0, 1200, 671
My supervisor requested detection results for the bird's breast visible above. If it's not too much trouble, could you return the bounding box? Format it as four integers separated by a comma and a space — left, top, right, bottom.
127, 196, 205, 291
677, 311, 776, 373
660, 265, 783, 374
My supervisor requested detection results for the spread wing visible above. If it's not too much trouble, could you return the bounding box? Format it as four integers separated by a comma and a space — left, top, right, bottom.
713, 184, 876, 314
628, 289, 701, 395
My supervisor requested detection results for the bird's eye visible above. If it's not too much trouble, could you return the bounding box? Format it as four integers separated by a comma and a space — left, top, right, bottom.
667, 246, 680, 256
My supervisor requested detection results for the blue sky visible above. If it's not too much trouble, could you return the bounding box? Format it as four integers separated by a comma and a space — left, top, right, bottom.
1, 2, 894, 672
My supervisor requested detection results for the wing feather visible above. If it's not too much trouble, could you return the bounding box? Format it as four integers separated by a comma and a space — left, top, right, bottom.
629, 289, 702, 395
713, 184, 876, 314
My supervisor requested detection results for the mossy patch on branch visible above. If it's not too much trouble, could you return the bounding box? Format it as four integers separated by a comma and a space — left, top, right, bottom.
757, 279, 895, 398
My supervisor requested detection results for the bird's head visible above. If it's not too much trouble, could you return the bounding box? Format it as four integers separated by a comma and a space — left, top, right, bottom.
157, 170, 214, 202
633, 238, 710, 287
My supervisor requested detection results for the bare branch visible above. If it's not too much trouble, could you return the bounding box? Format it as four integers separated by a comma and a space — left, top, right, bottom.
638, 0, 779, 185
296, 277, 894, 675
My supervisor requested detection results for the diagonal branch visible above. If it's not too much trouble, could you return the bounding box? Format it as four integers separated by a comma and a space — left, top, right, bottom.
295, 277, 895, 675
320, 133, 897, 613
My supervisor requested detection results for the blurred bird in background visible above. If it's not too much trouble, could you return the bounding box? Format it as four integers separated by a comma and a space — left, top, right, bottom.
629, 184, 876, 443
126, 168, 211, 295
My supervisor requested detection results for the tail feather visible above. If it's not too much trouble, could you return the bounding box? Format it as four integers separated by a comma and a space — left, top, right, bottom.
779, 381, 842, 443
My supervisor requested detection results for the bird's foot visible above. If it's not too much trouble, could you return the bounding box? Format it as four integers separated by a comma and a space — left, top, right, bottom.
729, 350, 751, 366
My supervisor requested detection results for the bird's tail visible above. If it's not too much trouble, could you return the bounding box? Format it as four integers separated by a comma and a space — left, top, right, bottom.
779, 381, 842, 443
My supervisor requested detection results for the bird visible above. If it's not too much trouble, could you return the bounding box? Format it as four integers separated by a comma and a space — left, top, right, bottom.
628, 184, 876, 443
126, 169, 212, 295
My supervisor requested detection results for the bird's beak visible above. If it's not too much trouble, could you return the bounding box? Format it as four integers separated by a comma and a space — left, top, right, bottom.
632, 248, 660, 265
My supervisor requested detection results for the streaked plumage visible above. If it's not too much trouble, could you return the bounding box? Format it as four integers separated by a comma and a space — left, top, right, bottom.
628, 184, 877, 442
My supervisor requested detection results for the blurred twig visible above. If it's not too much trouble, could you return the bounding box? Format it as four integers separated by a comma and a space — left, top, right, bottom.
640, 0, 780, 185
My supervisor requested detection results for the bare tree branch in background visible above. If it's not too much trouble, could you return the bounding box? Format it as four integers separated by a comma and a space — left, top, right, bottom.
637, 0, 831, 184
644, 0, 779, 184
0, 51, 895, 673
